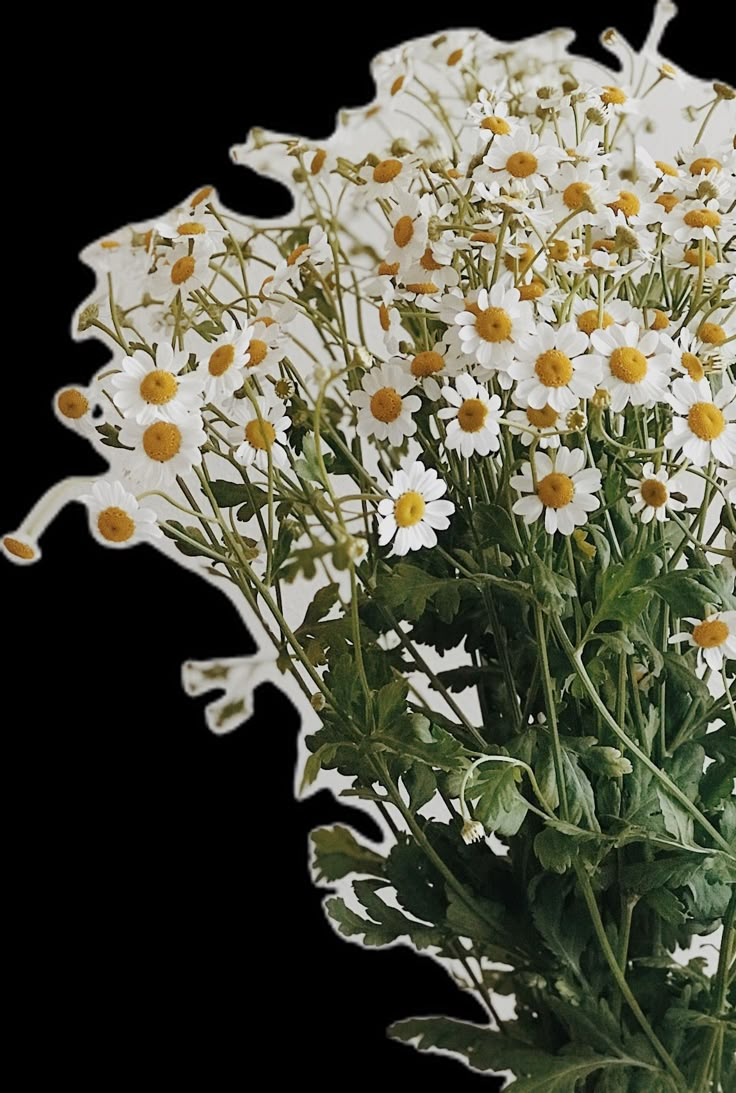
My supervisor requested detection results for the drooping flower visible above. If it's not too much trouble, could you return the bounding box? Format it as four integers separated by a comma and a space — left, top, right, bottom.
79, 480, 162, 549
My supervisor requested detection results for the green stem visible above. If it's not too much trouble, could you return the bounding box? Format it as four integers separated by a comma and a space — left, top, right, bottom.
693, 889, 735, 1093
535, 607, 569, 820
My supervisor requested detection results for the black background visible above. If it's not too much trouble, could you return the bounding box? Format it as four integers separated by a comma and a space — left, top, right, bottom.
4, 5, 732, 1085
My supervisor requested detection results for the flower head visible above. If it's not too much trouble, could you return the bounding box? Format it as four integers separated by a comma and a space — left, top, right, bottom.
377, 461, 454, 555
79, 480, 162, 549
512, 447, 601, 536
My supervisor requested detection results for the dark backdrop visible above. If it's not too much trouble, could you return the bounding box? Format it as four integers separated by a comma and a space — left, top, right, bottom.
3, 5, 731, 1086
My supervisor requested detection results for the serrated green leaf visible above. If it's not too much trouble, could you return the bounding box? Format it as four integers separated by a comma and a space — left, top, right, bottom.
403, 764, 437, 813
326, 880, 443, 949
475, 503, 520, 553
650, 570, 721, 617
161, 521, 213, 558
377, 562, 464, 622
534, 827, 578, 873
311, 825, 385, 882
376, 677, 409, 729
209, 479, 253, 507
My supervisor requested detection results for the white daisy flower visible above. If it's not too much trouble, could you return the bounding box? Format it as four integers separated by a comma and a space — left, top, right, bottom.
626, 462, 685, 524
547, 160, 614, 226
272, 226, 332, 291
517, 279, 563, 324
482, 128, 561, 193
385, 191, 427, 270
111, 343, 202, 425
603, 187, 663, 230
118, 414, 206, 487
228, 396, 291, 472
243, 317, 286, 377
634, 146, 682, 190
198, 316, 258, 401
377, 460, 455, 556
671, 329, 707, 382
53, 383, 102, 437
467, 93, 514, 142
695, 312, 736, 360
359, 157, 414, 202
78, 480, 162, 549
590, 84, 640, 120
351, 363, 421, 446
719, 466, 736, 503
588, 323, 672, 412
303, 145, 338, 180
81, 236, 149, 281
377, 298, 406, 356
154, 211, 222, 254
455, 277, 531, 377
572, 295, 634, 336
184, 185, 216, 216
506, 405, 561, 449
660, 199, 728, 244
402, 343, 461, 401
677, 143, 736, 186
437, 374, 502, 457
151, 244, 210, 305
670, 611, 736, 672
509, 322, 596, 413
373, 47, 413, 101
1, 531, 40, 566
511, 447, 601, 536
404, 239, 459, 293
664, 378, 736, 467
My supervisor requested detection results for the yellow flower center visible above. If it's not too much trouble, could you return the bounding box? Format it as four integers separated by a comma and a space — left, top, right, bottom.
535, 349, 573, 387
692, 618, 729, 648
142, 422, 182, 461
681, 351, 704, 380
378, 261, 400, 277
379, 303, 391, 332
3, 536, 34, 559
171, 256, 196, 286
699, 322, 726, 346
527, 404, 558, 428
506, 151, 538, 179
394, 490, 426, 526
97, 506, 135, 543
610, 346, 648, 383
100, 240, 120, 250
656, 193, 679, 213
504, 242, 535, 273
310, 149, 327, 174
601, 86, 626, 105
608, 191, 640, 219
420, 247, 443, 271
256, 316, 276, 328
209, 344, 236, 376
481, 115, 510, 135
393, 215, 414, 248
373, 159, 403, 184
244, 419, 276, 451
687, 401, 725, 440
655, 160, 678, 177
411, 351, 444, 377
390, 75, 405, 96
446, 48, 463, 66
563, 181, 590, 210
593, 239, 616, 252
57, 388, 89, 419
247, 339, 268, 367
177, 222, 206, 236
684, 209, 721, 229
649, 309, 669, 331
370, 387, 403, 423
537, 472, 574, 509
139, 370, 178, 405
471, 230, 497, 244
519, 280, 545, 301
287, 243, 309, 266
547, 239, 570, 261
190, 186, 213, 207
640, 479, 668, 507
476, 307, 512, 343
690, 157, 721, 176
577, 309, 613, 334
457, 398, 488, 432
683, 248, 716, 268
405, 282, 439, 294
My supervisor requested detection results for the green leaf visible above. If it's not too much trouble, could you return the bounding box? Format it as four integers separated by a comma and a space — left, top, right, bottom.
311, 826, 385, 882
547, 996, 623, 1057
650, 570, 722, 617
529, 556, 576, 614
209, 479, 253, 507
300, 582, 340, 629
656, 743, 704, 845
300, 742, 338, 792
161, 521, 213, 558
95, 422, 133, 449
376, 677, 409, 729
531, 878, 591, 980
642, 887, 687, 925
470, 763, 529, 837
377, 562, 464, 622
594, 552, 661, 626
475, 504, 520, 553
534, 827, 579, 873
374, 714, 466, 771
236, 486, 269, 523
562, 749, 600, 831
326, 880, 443, 949
511, 1056, 635, 1092
660, 651, 711, 706
403, 764, 437, 813
621, 854, 705, 895
583, 746, 633, 778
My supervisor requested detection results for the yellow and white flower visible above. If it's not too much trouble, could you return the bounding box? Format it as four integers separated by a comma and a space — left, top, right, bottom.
455, 278, 531, 375
589, 84, 640, 119
401, 343, 461, 400
199, 317, 257, 401
359, 156, 414, 202
53, 383, 101, 436
670, 611, 736, 671
664, 378, 736, 467
229, 396, 291, 472
671, 329, 707, 382
506, 405, 562, 449
79, 480, 161, 549
151, 244, 210, 304
377, 460, 454, 556
385, 191, 427, 270
437, 374, 502, 457
352, 363, 421, 446
118, 414, 206, 486
626, 462, 685, 524
483, 128, 562, 193
112, 343, 202, 424
509, 322, 596, 412
588, 323, 672, 411
1, 531, 40, 566
512, 447, 601, 536
660, 199, 728, 244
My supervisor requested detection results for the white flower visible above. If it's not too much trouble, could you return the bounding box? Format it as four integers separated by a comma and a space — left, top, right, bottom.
483, 128, 561, 193
671, 328, 707, 382
272, 225, 332, 290
670, 611, 736, 672
198, 317, 258, 401
590, 84, 640, 120
460, 819, 486, 845
626, 462, 685, 524
509, 322, 596, 413
154, 211, 222, 254
351, 363, 421, 446
588, 323, 672, 411
377, 460, 454, 555
437, 374, 502, 457
664, 378, 736, 467
302, 145, 338, 179
151, 244, 210, 304
719, 466, 736, 503
79, 480, 162, 549
358, 156, 414, 202
228, 396, 290, 472
547, 160, 614, 226
244, 317, 286, 376
385, 191, 427, 270
512, 447, 601, 536
111, 343, 202, 425
660, 199, 728, 244
634, 146, 681, 190
53, 383, 102, 437
506, 406, 561, 449
118, 414, 206, 487
402, 343, 461, 400
572, 295, 634, 335
455, 278, 531, 376
467, 94, 514, 143
404, 238, 459, 292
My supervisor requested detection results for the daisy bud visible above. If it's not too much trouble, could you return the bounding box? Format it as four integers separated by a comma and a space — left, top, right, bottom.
391, 138, 412, 157
2, 533, 40, 565
77, 302, 99, 332
273, 378, 295, 400
579, 192, 598, 214
292, 167, 307, 184
461, 819, 486, 845
562, 78, 579, 94
311, 692, 326, 712
714, 81, 735, 100
586, 108, 606, 126
537, 86, 555, 100
591, 388, 612, 410
696, 180, 719, 201
566, 409, 587, 432
602, 28, 617, 44
614, 226, 640, 250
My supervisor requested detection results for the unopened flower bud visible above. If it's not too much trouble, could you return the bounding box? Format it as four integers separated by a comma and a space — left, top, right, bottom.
591, 388, 612, 410
391, 138, 412, 157
586, 108, 605, 126
77, 303, 99, 331
714, 81, 736, 100
562, 78, 579, 94
579, 192, 598, 214
537, 86, 554, 100
273, 378, 295, 400
566, 408, 587, 431
602, 28, 617, 44
696, 180, 719, 201
615, 226, 640, 250
461, 819, 486, 845
311, 692, 326, 712
292, 166, 307, 183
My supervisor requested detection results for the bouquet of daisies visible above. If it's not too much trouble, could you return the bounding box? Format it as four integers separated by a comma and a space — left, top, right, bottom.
5, 4, 735, 1089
